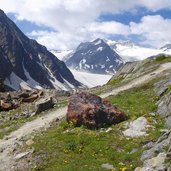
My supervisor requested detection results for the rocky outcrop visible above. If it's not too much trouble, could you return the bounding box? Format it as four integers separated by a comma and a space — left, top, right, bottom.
20, 90, 43, 103
67, 92, 127, 129
108, 58, 159, 83
0, 90, 43, 111
157, 92, 171, 118
135, 75, 171, 171
35, 97, 54, 114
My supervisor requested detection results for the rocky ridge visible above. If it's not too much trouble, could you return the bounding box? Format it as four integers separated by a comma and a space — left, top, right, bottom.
135, 72, 171, 171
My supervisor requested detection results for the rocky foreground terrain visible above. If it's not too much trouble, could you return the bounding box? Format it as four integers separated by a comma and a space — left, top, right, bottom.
0, 55, 171, 171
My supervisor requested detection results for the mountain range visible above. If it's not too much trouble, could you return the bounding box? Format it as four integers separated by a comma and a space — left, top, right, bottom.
52, 40, 171, 63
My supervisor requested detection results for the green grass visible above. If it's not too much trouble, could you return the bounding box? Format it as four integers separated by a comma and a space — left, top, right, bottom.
107, 86, 157, 119
31, 122, 143, 171
150, 55, 171, 65
25, 79, 166, 171
107, 76, 124, 86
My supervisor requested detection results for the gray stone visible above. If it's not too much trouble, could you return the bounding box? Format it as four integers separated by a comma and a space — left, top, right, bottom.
123, 117, 149, 137
136, 153, 167, 171
149, 112, 156, 116
157, 92, 171, 118
35, 97, 54, 114
101, 163, 115, 170
15, 151, 30, 159
154, 80, 169, 97
141, 132, 171, 161
165, 116, 171, 129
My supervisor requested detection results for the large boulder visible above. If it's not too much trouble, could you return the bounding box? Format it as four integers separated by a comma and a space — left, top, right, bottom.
67, 92, 127, 129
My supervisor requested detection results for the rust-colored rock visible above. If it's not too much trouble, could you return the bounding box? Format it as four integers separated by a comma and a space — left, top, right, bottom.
67, 92, 127, 129
21, 90, 43, 103
0, 99, 19, 111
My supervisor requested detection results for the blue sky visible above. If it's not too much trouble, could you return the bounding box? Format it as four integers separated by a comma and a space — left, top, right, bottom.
99, 8, 171, 24
1, 0, 171, 50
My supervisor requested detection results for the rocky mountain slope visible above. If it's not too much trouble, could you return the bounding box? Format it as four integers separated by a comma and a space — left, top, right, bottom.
0, 9, 81, 91
65, 38, 124, 74
160, 44, 171, 52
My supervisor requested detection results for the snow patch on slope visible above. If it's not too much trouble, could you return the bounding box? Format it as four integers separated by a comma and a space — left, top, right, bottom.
94, 39, 102, 45
44, 65, 68, 90
50, 50, 73, 61
23, 65, 42, 90
97, 47, 103, 51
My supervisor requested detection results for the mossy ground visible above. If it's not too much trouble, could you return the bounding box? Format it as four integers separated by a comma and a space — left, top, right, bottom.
26, 80, 165, 171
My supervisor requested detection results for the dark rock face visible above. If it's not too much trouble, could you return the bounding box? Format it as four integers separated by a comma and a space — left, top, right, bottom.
0, 78, 5, 92
66, 38, 123, 74
0, 9, 80, 90
35, 97, 54, 114
67, 92, 127, 128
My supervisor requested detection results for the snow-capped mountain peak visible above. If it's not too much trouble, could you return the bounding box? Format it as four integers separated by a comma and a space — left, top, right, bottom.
65, 38, 124, 74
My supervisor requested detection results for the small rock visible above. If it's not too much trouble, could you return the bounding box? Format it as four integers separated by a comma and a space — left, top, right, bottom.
149, 112, 156, 116
15, 151, 30, 159
134, 167, 147, 171
101, 163, 115, 170
26, 139, 34, 146
129, 148, 138, 154
100, 127, 112, 133
105, 127, 113, 133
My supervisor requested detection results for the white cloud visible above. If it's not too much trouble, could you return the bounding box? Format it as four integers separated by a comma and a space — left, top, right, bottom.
28, 21, 130, 50
1, 0, 171, 49
130, 15, 171, 47
89, 22, 130, 36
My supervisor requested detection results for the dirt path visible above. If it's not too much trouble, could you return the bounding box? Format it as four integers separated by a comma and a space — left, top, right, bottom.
0, 107, 67, 171
0, 62, 171, 170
